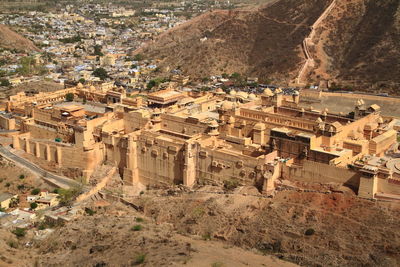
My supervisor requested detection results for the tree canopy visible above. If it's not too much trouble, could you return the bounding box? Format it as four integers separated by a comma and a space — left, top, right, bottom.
93, 68, 109, 80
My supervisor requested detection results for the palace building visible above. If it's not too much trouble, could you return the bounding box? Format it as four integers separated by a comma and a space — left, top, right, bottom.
2, 84, 400, 199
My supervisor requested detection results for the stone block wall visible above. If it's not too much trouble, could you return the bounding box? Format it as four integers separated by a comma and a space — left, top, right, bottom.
283, 160, 361, 190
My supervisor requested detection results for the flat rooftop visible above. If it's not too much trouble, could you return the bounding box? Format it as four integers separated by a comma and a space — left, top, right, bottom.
188, 111, 219, 122
54, 102, 106, 114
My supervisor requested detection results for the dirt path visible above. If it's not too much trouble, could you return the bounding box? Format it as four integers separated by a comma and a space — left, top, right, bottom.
296, 0, 337, 85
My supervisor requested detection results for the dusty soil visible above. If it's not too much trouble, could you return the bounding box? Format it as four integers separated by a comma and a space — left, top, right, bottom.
0, 24, 40, 53
132, 186, 400, 267
0, 155, 51, 197
309, 0, 400, 91
1, 169, 399, 267
0, 200, 297, 267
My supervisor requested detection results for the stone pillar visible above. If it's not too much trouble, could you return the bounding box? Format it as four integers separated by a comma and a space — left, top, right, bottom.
226, 116, 235, 136
35, 142, 40, 158
12, 135, 20, 150
253, 123, 266, 145
123, 135, 139, 185
183, 141, 196, 188
358, 173, 378, 199
56, 146, 62, 167
262, 162, 281, 196
81, 170, 92, 184
46, 144, 52, 161
25, 139, 31, 154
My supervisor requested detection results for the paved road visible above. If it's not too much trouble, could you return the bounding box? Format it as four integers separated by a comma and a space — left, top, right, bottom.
0, 145, 81, 189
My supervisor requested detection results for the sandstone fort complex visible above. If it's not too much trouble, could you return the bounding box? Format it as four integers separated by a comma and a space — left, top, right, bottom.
2, 82, 400, 200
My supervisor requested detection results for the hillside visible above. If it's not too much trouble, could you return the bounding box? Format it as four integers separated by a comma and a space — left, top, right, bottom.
138, 0, 400, 90
309, 0, 400, 91
2, 184, 399, 266
138, 0, 331, 84
0, 24, 40, 53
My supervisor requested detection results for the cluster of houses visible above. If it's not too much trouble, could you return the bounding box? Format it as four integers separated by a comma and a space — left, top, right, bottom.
0, 1, 197, 94
0, 189, 80, 229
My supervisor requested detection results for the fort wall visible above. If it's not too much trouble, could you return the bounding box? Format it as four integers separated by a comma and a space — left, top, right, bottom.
135, 134, 185, 186
377, 178, 400, 195
13, 135, 104, 180
283, 160, 360, 190
0, 114, 16, 130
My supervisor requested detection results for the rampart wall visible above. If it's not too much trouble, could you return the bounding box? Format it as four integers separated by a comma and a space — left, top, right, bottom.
283, 160, 360, 190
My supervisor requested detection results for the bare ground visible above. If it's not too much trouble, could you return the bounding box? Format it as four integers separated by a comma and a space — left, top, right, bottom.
1, 173, 399, 266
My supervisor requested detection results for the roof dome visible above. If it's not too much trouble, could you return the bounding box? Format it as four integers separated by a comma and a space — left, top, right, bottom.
229, 90, 237, 96
236, 91, 248, 99
263, 88, 274, 96
77, 82, 83, 88
89, 85, 96, 91
221, 101, 234, 110
248, 93, 257, 100
209, 120, 219, 127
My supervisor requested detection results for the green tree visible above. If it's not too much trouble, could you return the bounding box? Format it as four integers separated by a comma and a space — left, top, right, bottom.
134, 254, 146, 265
133, 54, 144, 61
131, 224, 142, 231
93, 45, 104, 57
92, 68, 109, 80
84, 207, 95, 216
146, 77, 167, 90
230, 72, 241, 80
16, 56, 34, 75
57, 186, 83, 206
65, 93, 74, 102
78, 78, 86, 84
31, 188, 40, 195
146, 80, 157, 90
0, 79, 10, 87
58, 35, 81, 44
12, 228, 26, 238
30, 202, 38, 210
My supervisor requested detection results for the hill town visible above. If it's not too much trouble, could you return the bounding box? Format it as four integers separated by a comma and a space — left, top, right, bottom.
0, 0, 399, 266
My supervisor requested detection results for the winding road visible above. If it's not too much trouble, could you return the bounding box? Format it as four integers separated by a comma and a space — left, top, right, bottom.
0, 145, 81, 189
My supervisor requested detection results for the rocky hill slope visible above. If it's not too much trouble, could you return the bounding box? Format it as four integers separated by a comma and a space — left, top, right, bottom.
138, 0, 400, 90
309, 0, 400, 91
0, 24, 40, 53
138, 0, 331, 84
